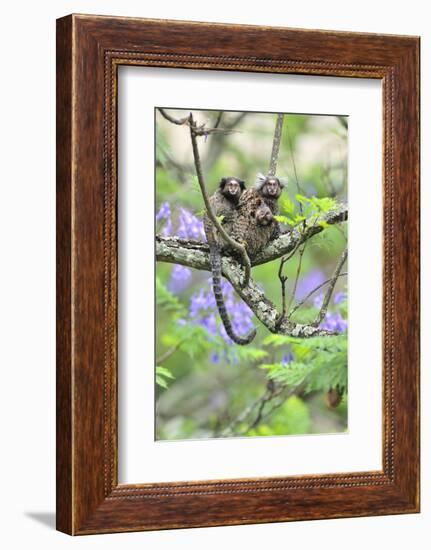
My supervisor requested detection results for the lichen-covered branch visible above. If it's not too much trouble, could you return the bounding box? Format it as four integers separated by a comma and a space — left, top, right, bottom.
156, 238, 334, 338
156, 204, 347, 337
268, 113, 284, 176
156, 203, 348, 269
252, 203, 347, 265
156, 205, 347, 339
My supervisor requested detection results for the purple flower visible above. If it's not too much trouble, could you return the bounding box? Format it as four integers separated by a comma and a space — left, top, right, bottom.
156, 201, 173, 236
188, 279, 254, 345
333, 291, 347, 305
211, 352, 220, 364
199, 314, 217, 336
161, 218, 172, 237
313, 292, 324, 309
189, 288, 215, 318
168, 265, 192, 293
321, 311, 347, 333
156, 201, 171, 222
177, 208, 205, 240
296, 270, 325, 300
281, 351, 294, 366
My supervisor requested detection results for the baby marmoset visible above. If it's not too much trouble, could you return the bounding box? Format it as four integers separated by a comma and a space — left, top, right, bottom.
228, 195, 277, 258
204, 177, 257, 345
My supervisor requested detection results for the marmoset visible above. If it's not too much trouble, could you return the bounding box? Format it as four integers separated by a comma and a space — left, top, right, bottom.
237, 174, 287, 241
204, 177, 257, 345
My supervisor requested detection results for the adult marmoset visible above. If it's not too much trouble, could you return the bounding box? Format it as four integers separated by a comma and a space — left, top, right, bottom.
204, 177, 257, 345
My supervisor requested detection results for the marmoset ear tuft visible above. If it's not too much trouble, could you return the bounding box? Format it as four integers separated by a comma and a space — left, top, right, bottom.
254, 173, 267, 189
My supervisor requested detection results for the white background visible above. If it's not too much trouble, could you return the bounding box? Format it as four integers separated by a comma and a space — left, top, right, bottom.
0, 1, 428, 549
119, 68, 382, 483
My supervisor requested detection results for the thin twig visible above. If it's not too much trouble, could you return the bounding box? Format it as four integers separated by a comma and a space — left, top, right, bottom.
247, 380, 276, 431
312, 247, 348, 327
188, 113, 251, 287
274, 231, 305, 328
158, 107, 238, 136
289, 272, 348, 316
286, 241, 307, 313
158, 107, 189, 125
220, 393, 264, 437
226, 382, 302, 437
201, 112, 248, 172
156, 341, 184, 365
214, 111, 223, 128
277, 258, 288, 320
220, 381, 281, 437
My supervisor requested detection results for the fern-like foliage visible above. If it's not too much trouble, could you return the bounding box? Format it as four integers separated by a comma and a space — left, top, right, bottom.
156, 277, 186, 316
275, 193, 339, 232
261, 334, 347, 396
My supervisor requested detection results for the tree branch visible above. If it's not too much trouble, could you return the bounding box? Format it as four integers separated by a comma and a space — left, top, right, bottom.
268, 113, 284, 176
156, 204, 347, 338
253, 202, 347, 265
220, 381, 299, 437
286, 241, 307, 313
156, 203, 347, 268
158, 107, 239, 136
289, 272, 348, 317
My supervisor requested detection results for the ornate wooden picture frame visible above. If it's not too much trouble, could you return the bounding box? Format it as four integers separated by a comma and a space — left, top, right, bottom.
56, 14, 420, 535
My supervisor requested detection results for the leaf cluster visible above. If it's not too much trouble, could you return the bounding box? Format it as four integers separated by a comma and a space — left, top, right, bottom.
275, 194, 337, 232
261, 334, 347, 395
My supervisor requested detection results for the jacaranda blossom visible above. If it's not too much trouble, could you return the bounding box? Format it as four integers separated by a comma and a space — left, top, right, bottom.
168, 264, 192, 293
297, 270, 325, 300
177, 208, 205, 240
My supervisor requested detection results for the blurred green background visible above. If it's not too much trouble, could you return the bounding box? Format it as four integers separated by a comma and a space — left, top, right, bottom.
155, 108, 348, 441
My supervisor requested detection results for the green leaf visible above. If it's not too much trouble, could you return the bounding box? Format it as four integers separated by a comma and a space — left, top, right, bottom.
155, 374, 168, 389
274, 215, 294, 226
156, 366, 175, 380
280, 196, 296, 216
261, 334, 348, 396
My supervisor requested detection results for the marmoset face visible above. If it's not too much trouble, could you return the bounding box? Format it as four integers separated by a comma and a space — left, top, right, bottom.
225, 178, 242, 198
262, 177, 282, 198
253, 199, 274, 226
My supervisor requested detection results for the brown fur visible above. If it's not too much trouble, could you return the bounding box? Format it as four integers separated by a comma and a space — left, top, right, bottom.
204, 177, 256, 345
228, 196, 276, 258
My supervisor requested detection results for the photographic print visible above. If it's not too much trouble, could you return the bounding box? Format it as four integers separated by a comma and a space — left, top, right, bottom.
155, 107, 348, 441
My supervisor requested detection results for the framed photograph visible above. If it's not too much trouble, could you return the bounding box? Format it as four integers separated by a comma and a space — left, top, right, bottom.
56, 14, 420, 535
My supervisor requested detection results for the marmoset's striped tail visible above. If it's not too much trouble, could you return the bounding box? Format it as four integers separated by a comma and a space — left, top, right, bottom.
209, 240, 256, 346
